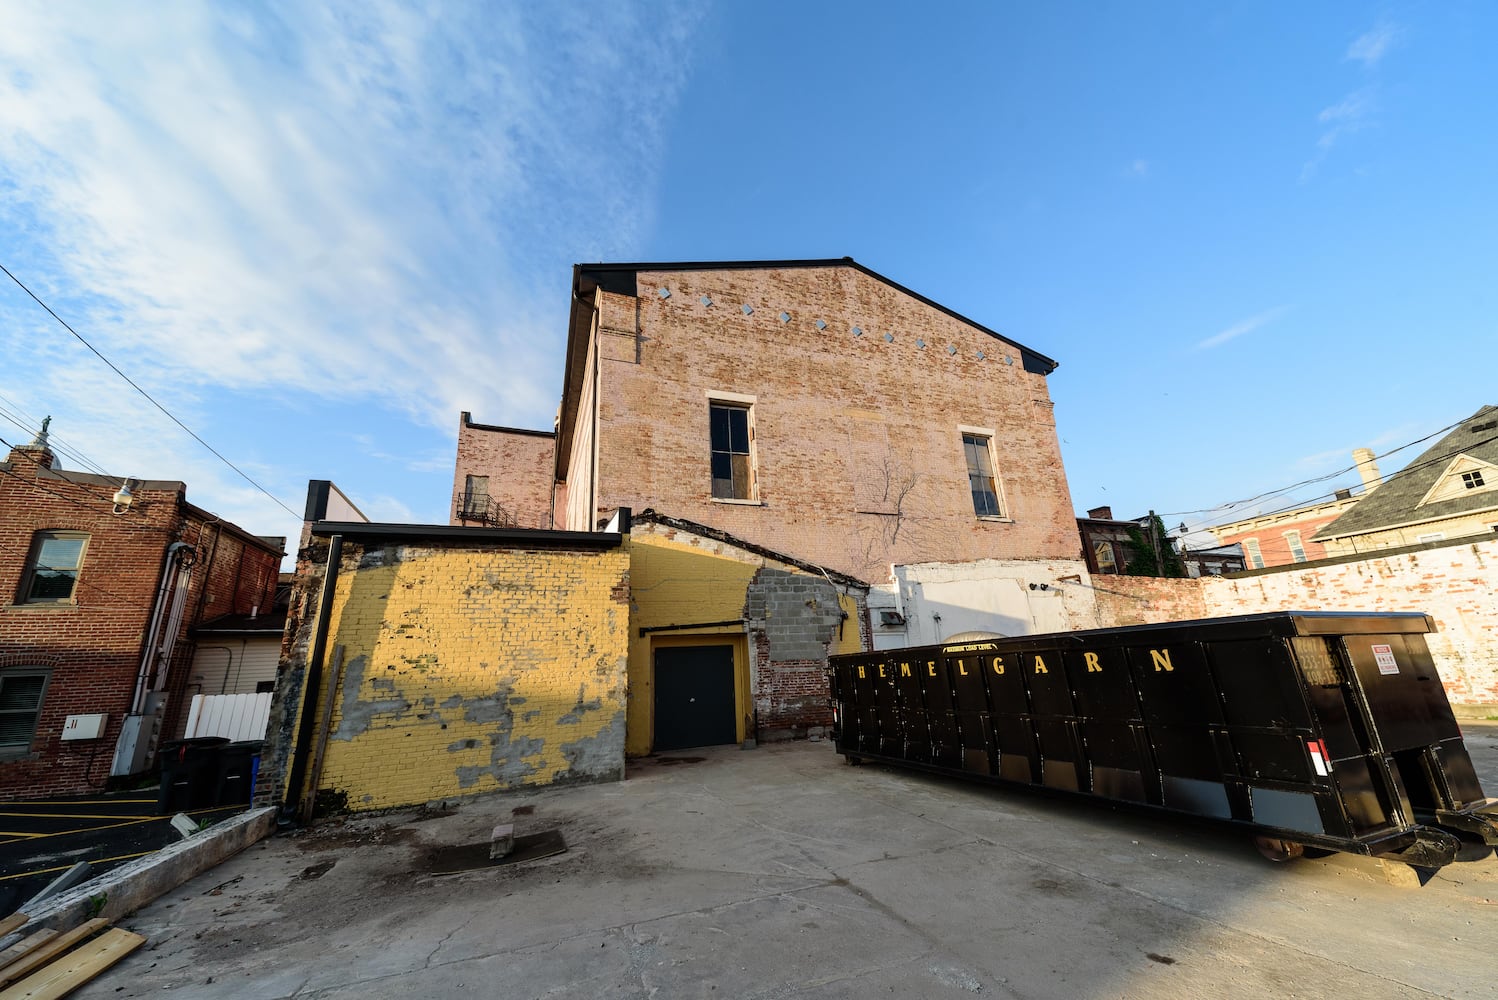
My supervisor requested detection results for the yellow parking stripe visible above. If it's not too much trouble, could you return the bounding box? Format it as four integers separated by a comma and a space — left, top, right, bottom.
0, 831, 47, 838
0, 850, 155, 883
0, 799, 157, 806
0, 812, 170, 820
1, 806, 242, 843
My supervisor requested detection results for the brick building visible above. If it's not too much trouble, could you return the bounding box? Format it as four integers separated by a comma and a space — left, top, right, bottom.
455, 259, 1090, 748
0, 423, 283, 798
1207, 448, 1380, 567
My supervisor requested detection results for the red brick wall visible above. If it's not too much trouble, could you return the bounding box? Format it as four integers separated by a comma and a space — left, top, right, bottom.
1213, 509, 1346, 568
587, 265, 1078, 581
0, 446, 280, 797
452, 413, 555, 529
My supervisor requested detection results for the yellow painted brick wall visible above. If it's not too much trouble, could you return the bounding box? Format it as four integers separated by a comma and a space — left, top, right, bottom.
626, 527, 870, 754
307, 541, 628, 811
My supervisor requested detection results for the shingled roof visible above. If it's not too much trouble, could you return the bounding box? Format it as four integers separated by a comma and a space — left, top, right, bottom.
1312, 405, 1498, 542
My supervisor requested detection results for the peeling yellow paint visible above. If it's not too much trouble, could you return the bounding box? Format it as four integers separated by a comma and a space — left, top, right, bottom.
303, 545, 629, 811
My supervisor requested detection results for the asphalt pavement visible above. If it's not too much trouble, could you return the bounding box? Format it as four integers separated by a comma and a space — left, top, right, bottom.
0, 790, 246, 914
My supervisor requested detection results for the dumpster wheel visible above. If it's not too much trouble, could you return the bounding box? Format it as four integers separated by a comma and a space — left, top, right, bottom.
1253, 836, 1309, 863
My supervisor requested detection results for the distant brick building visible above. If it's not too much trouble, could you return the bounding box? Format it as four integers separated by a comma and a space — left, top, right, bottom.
0, 424, 282, 798
454, 259, 1087, 748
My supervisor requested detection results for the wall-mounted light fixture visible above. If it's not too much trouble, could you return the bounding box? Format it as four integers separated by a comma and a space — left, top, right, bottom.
112, 478, 136, 515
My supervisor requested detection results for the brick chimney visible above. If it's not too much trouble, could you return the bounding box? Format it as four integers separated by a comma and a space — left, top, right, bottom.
1352, 448, 1382, 494
7, 416, 55, 471
1087, 506, 1114, 520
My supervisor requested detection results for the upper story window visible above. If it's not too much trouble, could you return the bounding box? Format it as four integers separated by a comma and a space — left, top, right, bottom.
1284, 529, 1307, 563
709, 400, 756, 500
962, 433, 1002, 517
0, 670, 49, 752
19, 531, 88, 604
1094, 540, 1118, 574
1462, 470, 1486, 490
1243, 537, 1264, 569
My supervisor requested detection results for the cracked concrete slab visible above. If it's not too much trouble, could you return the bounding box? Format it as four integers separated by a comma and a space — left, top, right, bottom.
74, 723, 1498, 999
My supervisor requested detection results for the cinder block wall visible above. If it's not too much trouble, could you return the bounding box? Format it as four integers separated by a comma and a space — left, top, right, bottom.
1085, 537, 1498, 705
266, 535, 630, 813
590, 265, 1080, 581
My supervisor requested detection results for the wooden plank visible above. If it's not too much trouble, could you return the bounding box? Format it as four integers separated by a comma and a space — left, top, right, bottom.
0, 927, 145, 1000
0, 920, 106, 990
0, 917, 23, 940
0, 932, 56, 975
299, 645, 345, 823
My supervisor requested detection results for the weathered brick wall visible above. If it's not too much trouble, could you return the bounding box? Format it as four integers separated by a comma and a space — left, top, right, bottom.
589, 265, 1079, 581
0, 446, 283, 797
1086, 538, 1498, 705
1086, 575, 1210, 629
744, 568, 850, 736
626, 522, 867, 752
451, 413, 555, 529
264, 534, 630, 813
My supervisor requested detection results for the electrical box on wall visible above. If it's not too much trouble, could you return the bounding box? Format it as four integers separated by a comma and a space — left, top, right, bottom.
61, 714, 107, 740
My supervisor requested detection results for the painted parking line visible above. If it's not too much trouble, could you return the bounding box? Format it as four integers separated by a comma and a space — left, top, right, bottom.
0, 799, 158, 806
0, 850, 155, 883
0, 812, 176, 821
1, 807, 242, 845
0, 832, 47, 839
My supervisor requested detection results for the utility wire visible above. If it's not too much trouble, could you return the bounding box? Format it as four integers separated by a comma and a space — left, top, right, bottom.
1177, 431, 1498, 539
0, 390, 112, 475
1159, 414, 1477, 522
0, 463, 139, 519
1, 261, 300, 519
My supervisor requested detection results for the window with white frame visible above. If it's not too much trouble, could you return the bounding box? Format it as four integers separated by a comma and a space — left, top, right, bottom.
709, 399, 756, 500
962, 432, 1002, 517
0, 670, 48, 752
1094, 540, 1117, 573
1284, 530, 1307, 563
19, 531, 88, 604
1243, 538, 1264, 569
1461, 470, 1486, 490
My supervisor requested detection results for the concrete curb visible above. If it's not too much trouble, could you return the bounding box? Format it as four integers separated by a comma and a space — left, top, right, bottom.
2, 806, 276, 944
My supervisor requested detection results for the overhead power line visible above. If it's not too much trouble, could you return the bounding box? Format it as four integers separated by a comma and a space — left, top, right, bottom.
1, 261, 299, 520
1160, 414, 1476, 523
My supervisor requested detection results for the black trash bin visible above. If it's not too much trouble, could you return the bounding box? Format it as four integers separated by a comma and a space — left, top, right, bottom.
157, 737, 230, 814
214, 740, 265, 806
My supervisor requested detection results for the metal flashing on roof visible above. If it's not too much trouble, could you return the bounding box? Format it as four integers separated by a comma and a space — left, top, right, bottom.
461, 411, 555, 438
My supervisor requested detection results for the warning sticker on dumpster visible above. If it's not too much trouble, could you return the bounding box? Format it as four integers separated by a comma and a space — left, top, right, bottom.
1372, 644, 1399, 674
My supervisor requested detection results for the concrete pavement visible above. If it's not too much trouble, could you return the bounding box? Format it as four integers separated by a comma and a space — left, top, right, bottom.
79, 723, 1498, 999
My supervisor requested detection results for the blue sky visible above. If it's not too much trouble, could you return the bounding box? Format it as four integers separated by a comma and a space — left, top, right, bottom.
2, 2, 1494, 561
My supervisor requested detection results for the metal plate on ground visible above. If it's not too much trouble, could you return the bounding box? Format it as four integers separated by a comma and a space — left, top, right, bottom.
430, 830, 567, 876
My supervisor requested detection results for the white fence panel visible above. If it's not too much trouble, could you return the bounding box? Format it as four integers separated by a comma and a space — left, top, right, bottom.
184, 692, 272, 741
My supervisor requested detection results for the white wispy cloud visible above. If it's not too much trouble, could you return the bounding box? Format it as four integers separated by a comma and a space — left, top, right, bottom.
0, 1, 701, 553
1194, 305, 1292, 351
1301, 88, 1377, 182
1128, 159, 1149, 178
1346, 20, 1402, 67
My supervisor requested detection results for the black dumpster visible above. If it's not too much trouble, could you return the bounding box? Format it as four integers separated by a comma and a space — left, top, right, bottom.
828, 611, 1498, 870
213, 740, 265, 806
156, 737, 230, 814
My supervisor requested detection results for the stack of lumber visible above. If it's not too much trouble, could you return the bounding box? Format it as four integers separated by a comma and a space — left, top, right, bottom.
0, 912, 145, 999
